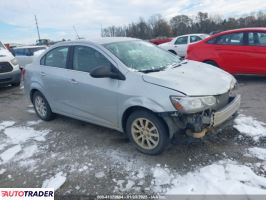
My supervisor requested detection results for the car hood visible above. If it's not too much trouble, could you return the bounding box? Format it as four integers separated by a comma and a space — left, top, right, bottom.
142, 60, 234, 96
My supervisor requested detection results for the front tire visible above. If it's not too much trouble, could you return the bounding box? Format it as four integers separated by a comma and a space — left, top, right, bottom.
126, 110, 169, 155
33, 91, 54, 121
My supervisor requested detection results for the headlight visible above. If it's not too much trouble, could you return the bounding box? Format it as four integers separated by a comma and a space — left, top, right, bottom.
170, 95, 216, 113
10, 58, 18, 66
230, 77, 237, 90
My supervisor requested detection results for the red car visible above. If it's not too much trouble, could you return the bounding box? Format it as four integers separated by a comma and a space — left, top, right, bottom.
186, 27, 266, 75
149, 37, 173, 45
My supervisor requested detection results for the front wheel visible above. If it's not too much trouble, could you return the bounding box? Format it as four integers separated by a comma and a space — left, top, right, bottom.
33, 91, 55, 121
126, 110, 169, 155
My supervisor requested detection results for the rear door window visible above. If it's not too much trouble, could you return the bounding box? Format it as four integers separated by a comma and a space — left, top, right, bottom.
248, 32, 266, 46
216, 32, 244, 45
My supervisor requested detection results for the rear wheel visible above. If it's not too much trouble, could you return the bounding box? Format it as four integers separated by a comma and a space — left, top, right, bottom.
204, 60, 219, 67
33, 91, 55, 121
126, 110, 169, 155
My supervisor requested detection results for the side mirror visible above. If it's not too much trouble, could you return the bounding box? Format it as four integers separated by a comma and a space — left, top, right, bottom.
90, 65, 125, 80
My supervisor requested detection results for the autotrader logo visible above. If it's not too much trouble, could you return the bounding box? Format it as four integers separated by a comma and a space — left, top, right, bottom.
0, 188, 54, 199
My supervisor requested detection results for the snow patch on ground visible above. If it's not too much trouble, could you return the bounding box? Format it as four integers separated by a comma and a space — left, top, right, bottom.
42, 172, 66, 191
234, 114, 266, 141
27, 109, 35, 114
26, 120, 42, 126
0, 145, 22, 163
0, 144, 7, 151
246, 147, 266, 160
0, 169, 6, 174
152, 166, 174, 193
4, 126, 49, 144
95, 171, 105, 178
160, 160, 266, 195
0, 120, 51, 169
18, 144, 38, 160
0, 121, 15, 131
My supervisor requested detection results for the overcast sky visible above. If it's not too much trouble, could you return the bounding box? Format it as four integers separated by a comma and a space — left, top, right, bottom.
1, 0, 266, 44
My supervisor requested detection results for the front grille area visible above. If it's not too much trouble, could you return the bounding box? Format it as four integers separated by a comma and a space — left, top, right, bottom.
0, 62, 13, 73
0, 78, 12, 83
214, 92, 230, 111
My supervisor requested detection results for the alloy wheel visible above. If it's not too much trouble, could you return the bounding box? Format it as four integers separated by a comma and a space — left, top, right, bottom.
131, 118, 160, 150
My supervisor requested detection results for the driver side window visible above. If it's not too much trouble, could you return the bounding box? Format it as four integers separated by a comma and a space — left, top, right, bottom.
73, 46, 112, 73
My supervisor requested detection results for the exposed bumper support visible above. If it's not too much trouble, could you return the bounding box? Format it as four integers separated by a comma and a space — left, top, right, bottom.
211, 95, 241, 127
160, 95, 241, 139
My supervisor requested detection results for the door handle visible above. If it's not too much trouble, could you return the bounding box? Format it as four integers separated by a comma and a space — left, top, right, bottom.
40, 72, 46, 76
70, 79, 78, 84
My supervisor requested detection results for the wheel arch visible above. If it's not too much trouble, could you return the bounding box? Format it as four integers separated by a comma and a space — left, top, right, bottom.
121, 106, 169, 138
203, 59, 219, 67
168, 49, 177, 55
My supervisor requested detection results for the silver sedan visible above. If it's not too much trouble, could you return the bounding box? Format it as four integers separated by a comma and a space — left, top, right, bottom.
24, 37, 240, 155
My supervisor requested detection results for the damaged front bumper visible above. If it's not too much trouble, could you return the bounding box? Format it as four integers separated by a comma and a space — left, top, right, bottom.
160, 95, 241, 138
211, 95, 241, 127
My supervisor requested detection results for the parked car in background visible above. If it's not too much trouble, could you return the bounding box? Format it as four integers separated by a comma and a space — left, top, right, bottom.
13, 46, 47, 67
186, 28, 266, 75
159, 34, 209, 57
149, 37, 173, 45
24, 38, 240, 155
0, 41, 21, 86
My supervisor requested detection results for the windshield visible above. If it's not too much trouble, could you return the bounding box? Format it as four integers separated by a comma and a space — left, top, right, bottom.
104, 40, 181, 72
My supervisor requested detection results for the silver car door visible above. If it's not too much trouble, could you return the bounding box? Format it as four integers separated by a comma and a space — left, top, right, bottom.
67, 45, 120, 128
39, 46, 76, 115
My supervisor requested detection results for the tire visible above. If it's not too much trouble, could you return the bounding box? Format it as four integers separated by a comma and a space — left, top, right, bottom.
32, 91, 55, 121
204, 60, 218, 67
12, 81, 20, 87
126, 110, 169, 155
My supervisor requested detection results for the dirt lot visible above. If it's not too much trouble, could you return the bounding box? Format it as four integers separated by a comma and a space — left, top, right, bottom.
0, 76, 266, 197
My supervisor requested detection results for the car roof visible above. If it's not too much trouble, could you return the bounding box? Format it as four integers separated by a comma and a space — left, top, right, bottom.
59, 37, 139, 46
212, 27, 266, 37
176, 33, 208, 38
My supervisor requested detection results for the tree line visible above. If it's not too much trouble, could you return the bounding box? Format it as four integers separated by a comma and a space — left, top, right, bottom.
101, 11, 266, 39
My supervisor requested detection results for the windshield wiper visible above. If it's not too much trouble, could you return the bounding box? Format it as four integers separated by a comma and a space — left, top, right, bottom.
172, 61, 188, 68
138, 67, 166, 73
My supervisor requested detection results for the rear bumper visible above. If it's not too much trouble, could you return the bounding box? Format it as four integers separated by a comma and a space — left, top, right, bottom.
0, 69, 21, 86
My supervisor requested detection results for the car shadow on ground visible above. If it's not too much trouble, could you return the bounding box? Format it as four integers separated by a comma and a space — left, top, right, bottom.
235, 75, 266, 83
0, 85, 19, 92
